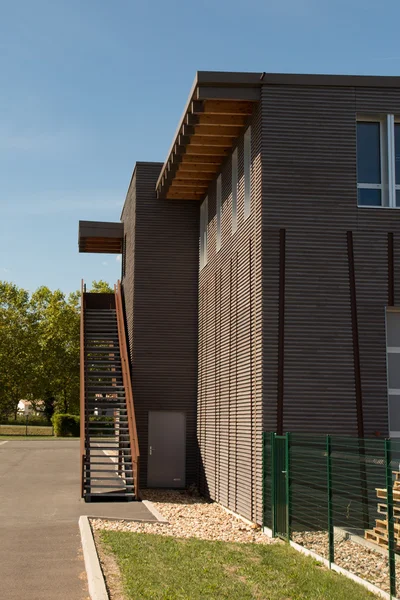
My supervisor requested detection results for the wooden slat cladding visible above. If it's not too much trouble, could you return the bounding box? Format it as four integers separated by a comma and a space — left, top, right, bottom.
261, 84, 400, 439
353, 231, 389, 437
121, 162, 199, 488
121, 170, 136, 362
347, 231, 364, 438
198, 105, 263, 523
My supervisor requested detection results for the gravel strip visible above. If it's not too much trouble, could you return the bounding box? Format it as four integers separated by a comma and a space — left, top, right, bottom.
292, 530, 391, 594
90, 489, 273, 544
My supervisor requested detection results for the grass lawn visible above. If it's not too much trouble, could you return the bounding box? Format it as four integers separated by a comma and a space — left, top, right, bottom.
99, 531, 376, 600
0, 424, 53, 436
0, 435, 79, 440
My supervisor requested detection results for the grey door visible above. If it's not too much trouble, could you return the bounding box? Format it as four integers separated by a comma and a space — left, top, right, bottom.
148, 411, 186, 488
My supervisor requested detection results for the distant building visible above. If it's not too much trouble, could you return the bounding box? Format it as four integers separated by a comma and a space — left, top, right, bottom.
18, 400, 44, 416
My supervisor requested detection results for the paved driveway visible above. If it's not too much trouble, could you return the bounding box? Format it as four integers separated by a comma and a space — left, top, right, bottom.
0, 439, 155, 600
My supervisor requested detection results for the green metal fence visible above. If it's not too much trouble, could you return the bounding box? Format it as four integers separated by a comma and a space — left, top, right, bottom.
263, 432, 400, 598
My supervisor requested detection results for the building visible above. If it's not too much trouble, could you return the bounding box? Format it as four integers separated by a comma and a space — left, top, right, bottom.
79, 71, 400, 523
17, 400, 44, 416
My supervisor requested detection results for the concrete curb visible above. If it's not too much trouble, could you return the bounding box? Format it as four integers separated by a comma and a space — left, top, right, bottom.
263, 527, 394, 599
142, 500, 169, 523
79, 516, 108, 600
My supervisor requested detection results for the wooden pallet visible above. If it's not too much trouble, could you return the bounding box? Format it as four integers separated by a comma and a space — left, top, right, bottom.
365, 471, 400, 550
376, 488, 400, 502
365, 528, 400, 550
377, 503, 400, 518
375, 519, 400, 535
365, 530, 389, 547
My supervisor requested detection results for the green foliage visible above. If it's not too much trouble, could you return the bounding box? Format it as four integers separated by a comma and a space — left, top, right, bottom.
52, 414, 80, 437
90, 280, 114, 293
0, 415, 50, 426
0, 279, 112, 419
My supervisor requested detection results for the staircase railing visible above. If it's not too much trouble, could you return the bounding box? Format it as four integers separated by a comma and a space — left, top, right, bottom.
80, 279, 86, 498
115, 280, 140, 498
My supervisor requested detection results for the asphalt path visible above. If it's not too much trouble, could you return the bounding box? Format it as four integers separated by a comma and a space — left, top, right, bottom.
0, 439, 154, 600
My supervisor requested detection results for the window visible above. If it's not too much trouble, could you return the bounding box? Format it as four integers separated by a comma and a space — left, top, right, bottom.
394, 122, 400, 207
232, 148, 238, 233
357, 115, 400, 208
244, 126, 251, 218
387, 310, 400, 437
200, 196, 208, 269
216, 175, 222, 251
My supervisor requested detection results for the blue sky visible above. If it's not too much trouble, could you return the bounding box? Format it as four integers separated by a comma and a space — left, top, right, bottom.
2, 0, 400, 294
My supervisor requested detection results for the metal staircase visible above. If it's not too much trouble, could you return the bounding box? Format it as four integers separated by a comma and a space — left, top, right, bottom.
80, 282, 139, 501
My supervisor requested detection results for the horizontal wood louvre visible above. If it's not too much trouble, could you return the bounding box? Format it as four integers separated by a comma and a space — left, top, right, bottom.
198, 106, 262, 523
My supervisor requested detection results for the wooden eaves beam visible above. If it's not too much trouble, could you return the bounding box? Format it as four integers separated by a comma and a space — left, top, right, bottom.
174, 170, 215, 180
186, 113, 248, 127
182, 123, 242, 137
191, 100, 254, 115
158, 88, 258, 199
166, 190, 205, 200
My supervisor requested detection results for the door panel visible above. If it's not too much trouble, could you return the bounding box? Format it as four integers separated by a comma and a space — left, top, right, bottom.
148, 411, 186, 488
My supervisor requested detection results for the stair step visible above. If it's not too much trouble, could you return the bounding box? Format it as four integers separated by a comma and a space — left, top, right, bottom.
85, 338, 118, 341
88, 446, 130, 450
86, 369, 122, 377
88, 476, 134, 481
85, 358, 122, 363
86, 399, 126, 403
84, 469, 133, 473
86, 379, 123, 384
85, 350, 121, 355
87, 426, 129, 431
85, 462, 133, 467
85, 311, 116, 314
85, 324, 117, 328
86, 384, 124, 389
85, 486, 135, 498
87, 425, 129, 435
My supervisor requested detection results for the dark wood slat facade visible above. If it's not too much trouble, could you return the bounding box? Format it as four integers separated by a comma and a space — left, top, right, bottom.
121, 163, 199, 489
79, 221, 124, 254
80, 71, 400, 525
198, 104, 263, 523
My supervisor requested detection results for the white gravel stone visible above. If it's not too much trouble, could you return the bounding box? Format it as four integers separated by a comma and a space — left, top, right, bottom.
292, 530, 393, 594
90, 489, 274, 545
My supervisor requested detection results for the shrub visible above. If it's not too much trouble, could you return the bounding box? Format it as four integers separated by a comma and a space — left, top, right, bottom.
89, 415, 114, 436
52, 414, 80, 437
0, 415, 50, 427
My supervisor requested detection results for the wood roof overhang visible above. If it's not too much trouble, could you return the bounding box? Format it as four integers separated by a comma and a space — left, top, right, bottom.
78, 221, 123, 254
156, 71, 400, 202
156, 72, 262, 201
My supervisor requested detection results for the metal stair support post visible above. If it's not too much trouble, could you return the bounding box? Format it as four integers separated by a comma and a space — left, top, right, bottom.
115, 281, 140, 498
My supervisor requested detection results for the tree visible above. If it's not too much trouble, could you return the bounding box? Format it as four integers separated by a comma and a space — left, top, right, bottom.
0, 280, 116, 420
0, 282, 38, 419
89, 280, 113, 293
31, 286, 80, 415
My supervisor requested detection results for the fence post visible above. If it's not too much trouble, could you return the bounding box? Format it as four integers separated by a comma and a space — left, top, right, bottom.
285, 432, 291, 542
262, 432, 265, 529
271, 432, 276, 537
385, 438, 396, 599
326, 435, 334, 568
